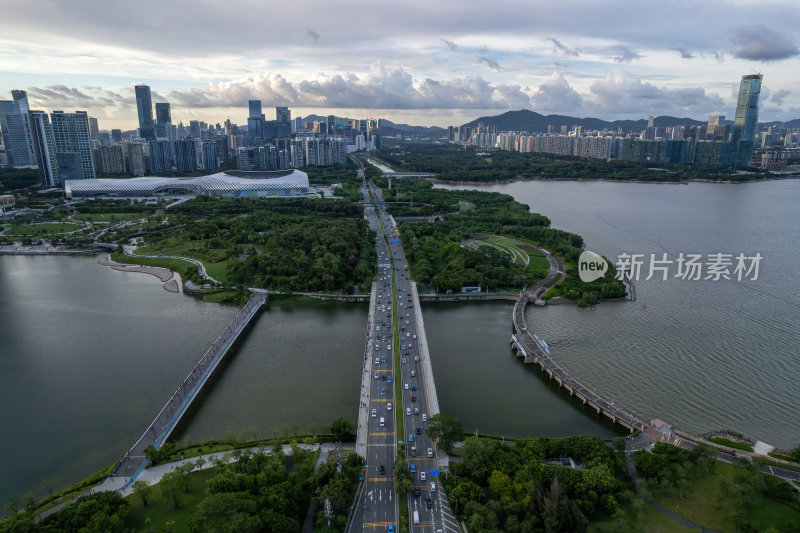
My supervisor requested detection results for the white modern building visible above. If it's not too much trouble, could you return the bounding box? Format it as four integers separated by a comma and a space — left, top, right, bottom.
64, 169, 310, 199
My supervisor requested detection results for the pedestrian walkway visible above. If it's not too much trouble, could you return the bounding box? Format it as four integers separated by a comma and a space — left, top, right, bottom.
108, 292, 265, 491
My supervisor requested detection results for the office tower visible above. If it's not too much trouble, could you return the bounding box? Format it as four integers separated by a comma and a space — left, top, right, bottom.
29, 110, 58, 186
707, 115, 724, 132
149, 139, 172, 173
155, 102, 171, 125
0, 91, 35, 167
111, 129, 122, 143
248, 100, 262, 120
201, 140, 219, 170
224, 119, 232, 136
276, 107, 291, 126
154, 102, 171, 137
88, 117, 99, 140
50, 110, 95, 180
189, 120, 201, 139
175, 138, 197, 171
135, 85, 155, 140
732, 74, 762, 144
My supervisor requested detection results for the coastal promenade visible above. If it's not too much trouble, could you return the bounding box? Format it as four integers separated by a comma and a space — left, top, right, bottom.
106, 291, 266, 491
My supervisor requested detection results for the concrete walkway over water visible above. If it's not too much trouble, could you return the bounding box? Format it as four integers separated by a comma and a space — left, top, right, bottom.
108, 292, 265, 491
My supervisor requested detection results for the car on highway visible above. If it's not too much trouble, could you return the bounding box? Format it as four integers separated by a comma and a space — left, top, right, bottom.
414, 487, 420, 497
381, 374, 386, 381
388, 375, 392, 383
371, 409, 376, 417
416, 427, 421, 435
410, 396, 416, 402
425, 497, 432, 509
430, 481, 436, 492
411, 385, 417, 391
422, 414, 428, 422
402, 357, 407, 364
427, 448, 433, 457
387, 402, 392, 410
415, 355, 419, 362
374, 372, 379, 379
408, 434, 413, 442
379, 464, 385, 475
380, 387, 385, 395
414, 407, 420, 415
404, 384, 409, 390
381, 356, 386, 363
406, 407, 411, 415
420, 471, 426, 481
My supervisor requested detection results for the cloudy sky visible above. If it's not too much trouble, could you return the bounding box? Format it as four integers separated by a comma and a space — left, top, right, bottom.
1, 0, 799, 129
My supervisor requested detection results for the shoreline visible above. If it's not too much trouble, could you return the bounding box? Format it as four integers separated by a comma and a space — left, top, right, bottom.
431, 174, 800, 187
98, 256, 182, 293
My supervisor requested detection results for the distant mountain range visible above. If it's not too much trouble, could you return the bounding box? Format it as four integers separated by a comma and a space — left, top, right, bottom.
460, 109, 800, 134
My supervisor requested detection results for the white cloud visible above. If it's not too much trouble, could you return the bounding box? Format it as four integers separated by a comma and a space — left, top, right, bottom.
531, 73, 584, 113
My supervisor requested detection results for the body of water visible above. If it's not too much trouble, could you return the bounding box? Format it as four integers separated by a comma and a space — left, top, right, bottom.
435, 179, 800, 449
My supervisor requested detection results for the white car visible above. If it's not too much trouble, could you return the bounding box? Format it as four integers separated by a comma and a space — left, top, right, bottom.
422, 414, 428, 422
387, 402, 392, 411
404, 384, 409, 390
371, 408, 376, 418
420, 471, 426, 481
406, 408, 411, 415
374, 372, 379, 379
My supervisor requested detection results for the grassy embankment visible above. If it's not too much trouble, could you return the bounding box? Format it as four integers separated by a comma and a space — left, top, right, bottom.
3, 222, 84, 236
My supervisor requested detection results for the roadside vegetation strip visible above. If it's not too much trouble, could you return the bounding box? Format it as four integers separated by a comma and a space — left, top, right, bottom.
706, 437, 755, 452
4, 222, 85, 236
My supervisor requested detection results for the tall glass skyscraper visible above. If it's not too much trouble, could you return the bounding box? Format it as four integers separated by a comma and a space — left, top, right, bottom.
135, 85, 155, 140
732, 74, 762, 144
50, 110, 96, 181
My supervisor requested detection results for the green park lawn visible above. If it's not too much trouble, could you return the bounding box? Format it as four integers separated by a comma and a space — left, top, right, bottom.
124, 466, 220, 533
590, 503, 696, 533
648, 461, 800, 533
5, 222, 83, 236
468, 234, 552, 272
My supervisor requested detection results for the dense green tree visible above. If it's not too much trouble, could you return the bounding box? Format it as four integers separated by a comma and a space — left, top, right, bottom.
427, 413, 463, 452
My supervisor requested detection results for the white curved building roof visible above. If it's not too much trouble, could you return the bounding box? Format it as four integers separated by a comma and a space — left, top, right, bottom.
64, 170, 309, 198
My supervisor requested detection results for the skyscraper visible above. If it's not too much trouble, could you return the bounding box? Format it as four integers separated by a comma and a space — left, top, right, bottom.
732, 74, 762, 144
149, 139, 172, 173
88, 117, 99, 140
50, 110, 95, 180
155, 102, 171, 138
135, 85, 155, 140
29, 110, 58, 186
0, 90, 35, 167
248, 100, 262, 119
175, 138, 197, 171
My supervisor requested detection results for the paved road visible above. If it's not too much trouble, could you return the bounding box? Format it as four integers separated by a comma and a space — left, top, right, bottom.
351, 178, 457, 533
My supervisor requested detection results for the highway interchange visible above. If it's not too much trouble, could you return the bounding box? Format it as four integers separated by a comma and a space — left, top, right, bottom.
350, 176, 457, 533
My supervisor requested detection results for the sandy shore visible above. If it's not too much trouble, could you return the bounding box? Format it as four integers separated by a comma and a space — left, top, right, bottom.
98, 256, 183, 293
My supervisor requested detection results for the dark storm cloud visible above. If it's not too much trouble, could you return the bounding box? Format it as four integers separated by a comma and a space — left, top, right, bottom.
732, 23, 799, 61
674, 47, 694, 59
307, 29, 320, 45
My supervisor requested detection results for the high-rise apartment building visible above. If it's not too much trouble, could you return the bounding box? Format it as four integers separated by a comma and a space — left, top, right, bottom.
50, 110, 95, 180
175, 138, 197, 171
88, 117, 99, 140
29, 110, 58, 186
732, 74, 762, 144
149, 139, 172, 173
135, 85, 155, 140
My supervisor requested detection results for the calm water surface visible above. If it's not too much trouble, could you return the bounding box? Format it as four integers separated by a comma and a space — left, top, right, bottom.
436, 179, 800, 449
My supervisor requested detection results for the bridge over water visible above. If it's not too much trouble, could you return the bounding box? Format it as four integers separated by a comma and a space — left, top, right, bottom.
108, 291, 266, 489
510, 253, 647, 433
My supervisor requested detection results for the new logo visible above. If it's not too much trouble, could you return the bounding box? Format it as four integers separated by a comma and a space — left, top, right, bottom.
578, 251, 608, 282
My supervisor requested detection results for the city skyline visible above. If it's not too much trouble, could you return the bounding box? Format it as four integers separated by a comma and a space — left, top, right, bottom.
0, 1, 798, 129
